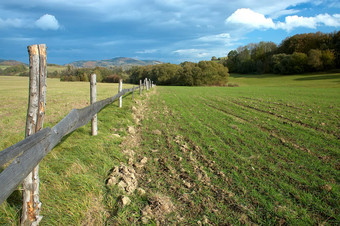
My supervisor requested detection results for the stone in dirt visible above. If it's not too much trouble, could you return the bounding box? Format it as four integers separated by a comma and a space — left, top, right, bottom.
137, 188, 146, 196
152, 129, 162, 135
106, 164, 138, 194
140, 157, 148, 164
141, 194, 175, 222
119, 195, 131, 207
128, 126, 136, 134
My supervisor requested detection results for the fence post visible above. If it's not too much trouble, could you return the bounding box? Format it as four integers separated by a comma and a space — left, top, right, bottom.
90, 74, 97, 136
139, 80, 142, 95
132, 85, 135, 100
118, 79, 123, 108
21, 44, 47, 226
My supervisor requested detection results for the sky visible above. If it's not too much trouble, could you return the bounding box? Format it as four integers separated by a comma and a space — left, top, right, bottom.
0, 0, 339, 65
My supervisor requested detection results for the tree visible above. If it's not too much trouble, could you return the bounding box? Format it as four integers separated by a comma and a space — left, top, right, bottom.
308, 49, 323, 71
321, 49, 335, 70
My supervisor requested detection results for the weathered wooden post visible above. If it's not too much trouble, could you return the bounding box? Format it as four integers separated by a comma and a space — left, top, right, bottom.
90, 74, 97, 136
139, 80, 142, 95
118, 79, 122, 108
21, 44, 47, 226
132, 85, 135, 100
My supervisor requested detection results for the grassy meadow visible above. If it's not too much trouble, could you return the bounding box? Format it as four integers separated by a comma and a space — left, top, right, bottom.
0, 73, 339, 225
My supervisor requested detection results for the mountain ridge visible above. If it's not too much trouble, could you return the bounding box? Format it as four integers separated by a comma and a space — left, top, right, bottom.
0, 59, 27, 66
66, 57, 162, 68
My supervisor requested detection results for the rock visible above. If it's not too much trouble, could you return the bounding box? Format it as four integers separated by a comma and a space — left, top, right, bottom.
120, 195, 131, 207
140, 157, 148, 164
203, 215, 209, 224
107, 164, 138, 194
137, 188, 146, 196
128, 126, 136, 134
152, 129, 162, 135
107, 177, 117, 186
118, 180, 127, 190
141, 216, 149, 224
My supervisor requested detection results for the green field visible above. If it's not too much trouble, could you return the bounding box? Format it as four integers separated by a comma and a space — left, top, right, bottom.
0, 74, 339, 225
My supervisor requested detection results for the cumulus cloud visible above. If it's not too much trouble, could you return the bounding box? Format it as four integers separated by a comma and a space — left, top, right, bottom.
35, 14, 60, 30
226, 8, 275, 29
226, 8, 340, 32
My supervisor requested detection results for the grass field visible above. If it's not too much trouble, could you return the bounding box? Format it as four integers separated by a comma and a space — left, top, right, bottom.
136, 85, 339, 224
0, 74, 339, 225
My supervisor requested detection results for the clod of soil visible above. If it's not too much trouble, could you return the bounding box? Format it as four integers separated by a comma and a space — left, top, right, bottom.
141, 194, 175, 223
152, 129, 162, 135
107, 164, 138, 194
127, 126, 136, 135
119, 195, 131, 207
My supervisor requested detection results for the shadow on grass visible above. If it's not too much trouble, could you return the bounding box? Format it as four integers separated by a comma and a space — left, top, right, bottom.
6, 189, 22, 210
230, 74, 280, 79
294, 74, 340, 81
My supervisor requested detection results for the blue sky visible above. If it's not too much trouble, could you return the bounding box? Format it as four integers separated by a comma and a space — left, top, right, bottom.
0, 0, 339, 64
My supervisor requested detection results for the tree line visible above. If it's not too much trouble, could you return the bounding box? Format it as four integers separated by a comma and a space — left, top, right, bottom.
129, 61, 229, 86
58, 61, 229, 86
224, 31, 340, 74
0, 64, 27, 76
59, 66, 130, 82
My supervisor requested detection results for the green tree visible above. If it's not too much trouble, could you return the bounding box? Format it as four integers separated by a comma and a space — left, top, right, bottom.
308, 49, 323, 71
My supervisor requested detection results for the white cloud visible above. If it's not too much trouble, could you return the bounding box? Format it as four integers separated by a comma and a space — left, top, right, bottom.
197, 33, 231, 42
35, 14, 60, 30
173, 49, 209, 58
277, 13, 340, 31
226, 8, 275, 29
316, 13, 340, 26
226, 8, 340, 32
276, 15, 317, 31
0, 17, 23, 28
136, 49, 158, 54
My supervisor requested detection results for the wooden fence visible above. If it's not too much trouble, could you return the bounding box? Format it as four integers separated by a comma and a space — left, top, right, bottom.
0, 44, 154, 225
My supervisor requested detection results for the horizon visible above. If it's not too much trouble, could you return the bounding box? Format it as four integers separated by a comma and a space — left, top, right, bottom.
0, 0, 339, 65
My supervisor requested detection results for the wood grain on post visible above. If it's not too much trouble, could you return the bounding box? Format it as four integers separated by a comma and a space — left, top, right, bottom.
21, 44, 47, 226
139, 80, 142, 95
90, 74, 97, 136
118, 79, 123, 107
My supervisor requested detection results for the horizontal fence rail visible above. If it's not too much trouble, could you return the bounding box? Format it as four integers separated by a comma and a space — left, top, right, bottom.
0, 86, 142, 205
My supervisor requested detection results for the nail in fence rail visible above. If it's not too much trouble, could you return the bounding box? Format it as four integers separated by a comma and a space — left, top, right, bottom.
0, 63, 152, 208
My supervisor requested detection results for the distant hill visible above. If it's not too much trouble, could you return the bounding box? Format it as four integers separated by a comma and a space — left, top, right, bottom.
0, 59, 27, 66
66, 57, 162, 68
